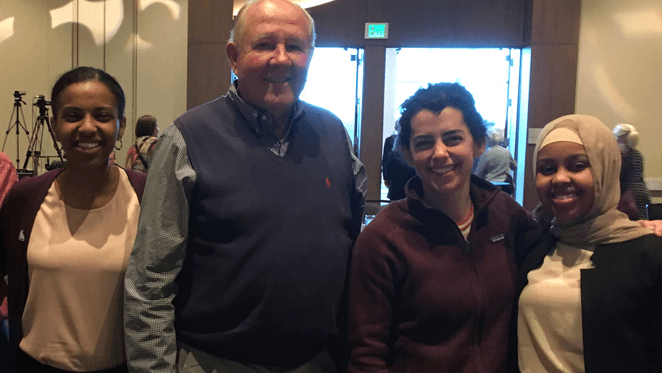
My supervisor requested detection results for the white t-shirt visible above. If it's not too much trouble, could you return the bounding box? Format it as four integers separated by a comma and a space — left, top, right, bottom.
518, 241, 595, 373
20, 168, 140, 371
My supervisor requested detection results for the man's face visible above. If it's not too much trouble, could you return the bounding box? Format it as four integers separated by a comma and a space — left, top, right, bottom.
226, 0, 313, 119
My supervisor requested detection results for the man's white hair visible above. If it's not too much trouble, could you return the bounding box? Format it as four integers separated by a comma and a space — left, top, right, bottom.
613, 123, 639, 148
229, 0, 316, 49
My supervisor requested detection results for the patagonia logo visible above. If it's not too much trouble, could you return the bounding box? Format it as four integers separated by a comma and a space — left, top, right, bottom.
490, 234, 505, 243
18, 230, 25, 242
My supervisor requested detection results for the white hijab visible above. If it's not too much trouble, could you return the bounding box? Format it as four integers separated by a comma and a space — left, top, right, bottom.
533, 114, 651, 246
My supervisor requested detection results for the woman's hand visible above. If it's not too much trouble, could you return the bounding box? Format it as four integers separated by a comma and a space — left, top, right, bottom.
637, 220, 662, 236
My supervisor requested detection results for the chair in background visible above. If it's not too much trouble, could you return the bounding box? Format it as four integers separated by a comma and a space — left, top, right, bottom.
363, 199, 390, 228
491, 181, 514, 196
646, 203, 662, 220
364, 199, 390, 216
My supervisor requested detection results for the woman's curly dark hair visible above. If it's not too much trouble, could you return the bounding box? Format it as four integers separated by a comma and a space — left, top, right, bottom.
396, 82, 486, 152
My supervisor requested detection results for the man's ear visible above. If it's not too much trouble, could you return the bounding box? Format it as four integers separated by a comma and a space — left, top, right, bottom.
226, 42, 239, 74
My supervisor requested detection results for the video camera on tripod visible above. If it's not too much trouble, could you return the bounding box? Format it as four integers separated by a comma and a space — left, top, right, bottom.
2, 90, 30, 168
22, 94, 64, 173
34, 94, 51, 109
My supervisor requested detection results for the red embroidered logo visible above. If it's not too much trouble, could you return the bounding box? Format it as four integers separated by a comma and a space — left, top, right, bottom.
326, 177, 331, 188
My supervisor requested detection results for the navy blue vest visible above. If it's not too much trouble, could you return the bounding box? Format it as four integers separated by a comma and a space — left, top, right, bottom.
174, 95, 356, 367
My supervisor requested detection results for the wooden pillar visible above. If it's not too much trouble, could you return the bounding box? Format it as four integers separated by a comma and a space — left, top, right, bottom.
187, 0, 233, 109
360, 46, 386, 201
521, 0, 581, 211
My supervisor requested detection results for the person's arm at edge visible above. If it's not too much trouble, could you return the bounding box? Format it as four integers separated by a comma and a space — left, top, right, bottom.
124, 125, 194, 373
0, 160, 17, 304
653, 249, 662, 370
0, 199, 9, 318
653, 250, 662, 370
347, 127, 367, 243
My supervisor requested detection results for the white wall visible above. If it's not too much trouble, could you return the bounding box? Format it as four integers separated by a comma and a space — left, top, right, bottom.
575, 0, 662, 200
0, 0, 188, 173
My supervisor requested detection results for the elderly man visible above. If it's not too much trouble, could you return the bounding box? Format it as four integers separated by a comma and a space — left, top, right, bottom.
124, 0, 366, 372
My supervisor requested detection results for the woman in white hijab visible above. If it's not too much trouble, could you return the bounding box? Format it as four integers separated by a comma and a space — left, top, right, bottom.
514, 114, 662, 372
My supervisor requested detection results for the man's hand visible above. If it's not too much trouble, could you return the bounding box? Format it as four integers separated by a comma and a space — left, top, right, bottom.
637, 219, 662, 236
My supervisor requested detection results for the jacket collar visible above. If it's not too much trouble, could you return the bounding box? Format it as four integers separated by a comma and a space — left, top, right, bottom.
405, 175, 501, 230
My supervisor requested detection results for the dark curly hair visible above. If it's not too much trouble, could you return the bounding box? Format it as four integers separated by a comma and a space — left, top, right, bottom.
51, 66, 125, 119
396, 82, 486, 152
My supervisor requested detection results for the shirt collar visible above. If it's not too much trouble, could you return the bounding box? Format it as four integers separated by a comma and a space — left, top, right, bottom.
227, 83, 304, 141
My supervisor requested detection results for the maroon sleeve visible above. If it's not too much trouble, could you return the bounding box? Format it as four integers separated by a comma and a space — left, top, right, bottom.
123, 168, 147, 204
0, 153, 18, 209
348, 215, 401, 373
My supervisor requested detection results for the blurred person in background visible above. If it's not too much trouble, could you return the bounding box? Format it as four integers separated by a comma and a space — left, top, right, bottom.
473, 123, 516, 194
613, 123, 650, 220
382, 126, 416, 201
125, 115, 159, 173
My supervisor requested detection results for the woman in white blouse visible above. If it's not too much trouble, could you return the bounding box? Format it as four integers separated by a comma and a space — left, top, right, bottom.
0, 67, 146, 373
515, 114, 662, 372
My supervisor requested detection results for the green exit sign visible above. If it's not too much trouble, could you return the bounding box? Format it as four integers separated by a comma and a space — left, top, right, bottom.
365, 23, 388, 39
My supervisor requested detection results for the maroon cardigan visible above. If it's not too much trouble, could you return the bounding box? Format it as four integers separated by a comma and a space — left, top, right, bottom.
0, 167, 146, 355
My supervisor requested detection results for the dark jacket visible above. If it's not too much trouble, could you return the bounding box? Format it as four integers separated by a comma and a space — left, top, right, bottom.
382, 135, 416, 201
0, 167, 146, 370
512, 234, 662, 372
348, 175, 545, 373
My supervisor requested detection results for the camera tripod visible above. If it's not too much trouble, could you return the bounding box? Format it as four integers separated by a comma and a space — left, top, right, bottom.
2, 91, 30, 168
23, 96, 64, 173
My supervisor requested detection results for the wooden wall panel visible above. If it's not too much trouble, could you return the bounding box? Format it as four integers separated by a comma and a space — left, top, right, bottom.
521, 0, 581, 211
187, 43, 230, 109
521, 44, 578, 210
382, 0, 526, 47
187, 0, 233, 109
530, 0, 580, 45
308, 0, 528, 48
307, 0, 365, 46
188, 0, 231, 43
527, 45, 579, 128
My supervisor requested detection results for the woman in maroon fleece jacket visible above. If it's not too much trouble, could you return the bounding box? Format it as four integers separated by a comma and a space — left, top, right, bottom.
347, 83, 548, 373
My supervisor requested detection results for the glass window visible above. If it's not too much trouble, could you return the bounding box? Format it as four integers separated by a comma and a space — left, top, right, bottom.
299, 47, 363, 146
382, 47, 522, 202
